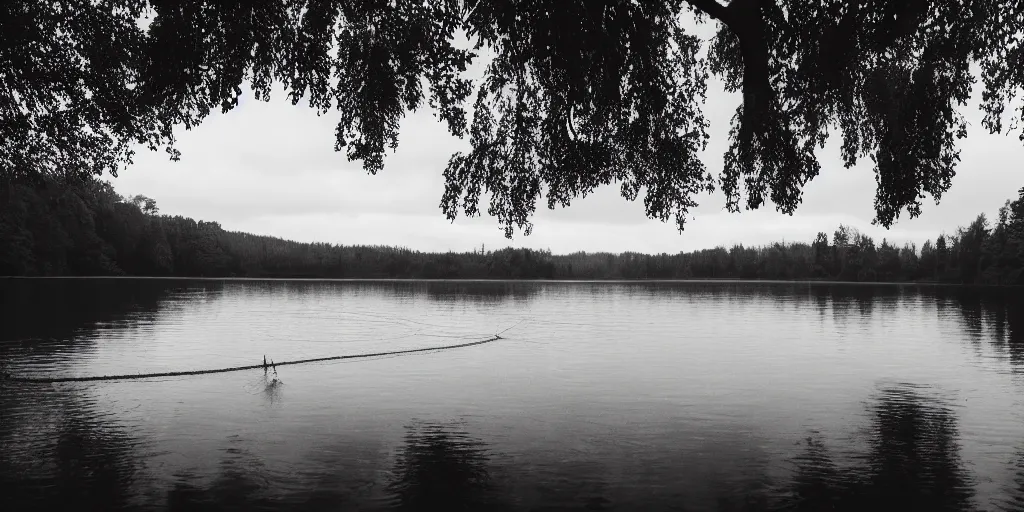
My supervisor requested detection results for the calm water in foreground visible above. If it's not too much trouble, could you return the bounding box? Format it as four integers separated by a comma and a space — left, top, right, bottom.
2, 279, 1024, 511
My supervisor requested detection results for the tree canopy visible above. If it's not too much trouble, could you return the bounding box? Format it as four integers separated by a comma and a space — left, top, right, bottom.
2, 0, 1023, 237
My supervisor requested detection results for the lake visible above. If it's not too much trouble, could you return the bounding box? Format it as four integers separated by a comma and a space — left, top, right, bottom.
1, 279, 1023, 511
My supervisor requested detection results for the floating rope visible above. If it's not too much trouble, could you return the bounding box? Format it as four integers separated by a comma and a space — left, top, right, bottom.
4, 335, 503, 384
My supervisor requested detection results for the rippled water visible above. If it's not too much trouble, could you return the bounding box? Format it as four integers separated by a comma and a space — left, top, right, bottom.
1, 279, 1023, 511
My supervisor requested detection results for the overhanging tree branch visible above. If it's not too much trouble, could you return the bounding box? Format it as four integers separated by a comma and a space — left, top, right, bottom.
684, 0, 731, 24
3, 0, 1023, 238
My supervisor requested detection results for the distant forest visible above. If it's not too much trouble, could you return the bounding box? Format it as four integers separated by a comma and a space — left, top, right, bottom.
2, 176, 1023, 284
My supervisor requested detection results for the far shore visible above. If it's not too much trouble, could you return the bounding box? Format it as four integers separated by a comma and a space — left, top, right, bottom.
4, 275, 1018, 288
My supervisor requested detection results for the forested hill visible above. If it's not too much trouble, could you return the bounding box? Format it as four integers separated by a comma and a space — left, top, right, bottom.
2, 177, 1023, 284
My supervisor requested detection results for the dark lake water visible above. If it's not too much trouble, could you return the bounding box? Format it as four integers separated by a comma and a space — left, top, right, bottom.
2, 279, 1024, 511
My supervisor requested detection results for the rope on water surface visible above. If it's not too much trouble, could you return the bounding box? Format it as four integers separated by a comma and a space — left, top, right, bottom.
3, 335, 505, 384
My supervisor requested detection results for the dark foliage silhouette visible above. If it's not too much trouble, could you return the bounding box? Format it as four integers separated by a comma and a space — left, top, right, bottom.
3, 177, 1023, 283
3, 1, 1024, 236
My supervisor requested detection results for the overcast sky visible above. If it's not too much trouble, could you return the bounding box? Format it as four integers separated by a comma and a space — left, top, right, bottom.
111, 24, 1024, 255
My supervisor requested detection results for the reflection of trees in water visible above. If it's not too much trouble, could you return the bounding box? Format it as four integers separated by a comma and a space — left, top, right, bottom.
421, 281, 539, 304
159, 420, 509, 512
780, 434, 848, 511
776, 384, 974, 512
8, 281, 1024, 511
933, 287, 1024, 370
861, 386, 973, 510
385, 421, 510, 511
1001, 450, 1024, 512
0, 388, 141, 511
163, 436, 380, 512
817, 284, 905, 323
810, 287, 831, 320
625, 282, 900, 322
0, 279, 227, 378
993, 295, 1024, 369
0, 279, 166, 343
940, 288, 986, 346
165, 442, 274, 512
781, 284, 1024, 375
282, 279, 543, 304
218, 279, 543, 305
0, 388, 998, 511
0, 279, 224, 350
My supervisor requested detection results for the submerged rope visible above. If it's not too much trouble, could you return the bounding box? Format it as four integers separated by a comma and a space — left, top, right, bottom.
4, 335, 503, 384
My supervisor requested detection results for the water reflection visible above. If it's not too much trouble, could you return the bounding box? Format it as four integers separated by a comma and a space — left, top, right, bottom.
808, 284, 905, 325
932, 287, 1024, 371
1002, 449, 1024, 512
166, 441, 276, 512
4, 280, 1020, 367
0, 279, 176, 344
1003, 298, 1024, 370
3, 280, 1024, 511
0, 383, 1004, 511
781, 434, 847, 511
156, 420, 507, 512
420, 280, 539, 304
0, 387, 142, 511
385, 421, 509, 511
0, 279, 229, 380
778, 384, 974, 511
159, 433, 394, 511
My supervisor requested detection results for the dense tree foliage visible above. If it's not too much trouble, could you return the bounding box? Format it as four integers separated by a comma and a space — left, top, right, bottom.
3, 1, 1024, 237
3, 177, 1022, 284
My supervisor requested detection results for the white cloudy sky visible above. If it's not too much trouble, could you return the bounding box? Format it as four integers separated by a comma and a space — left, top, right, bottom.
111, 21, 1023, 255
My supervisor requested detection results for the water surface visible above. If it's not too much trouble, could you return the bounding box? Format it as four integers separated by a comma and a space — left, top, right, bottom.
2, 279, 1023, 511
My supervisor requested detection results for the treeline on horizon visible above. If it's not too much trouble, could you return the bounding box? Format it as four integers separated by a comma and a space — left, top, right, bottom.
2, 176, 1023, 284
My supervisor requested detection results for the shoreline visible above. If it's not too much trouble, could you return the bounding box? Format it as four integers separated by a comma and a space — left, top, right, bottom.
2, 275, 1018, 288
